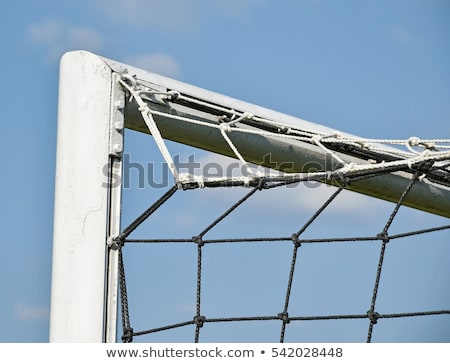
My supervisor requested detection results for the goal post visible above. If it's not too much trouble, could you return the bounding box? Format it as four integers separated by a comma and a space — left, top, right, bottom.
50, 51, 125, 342
50, 50, 450, 343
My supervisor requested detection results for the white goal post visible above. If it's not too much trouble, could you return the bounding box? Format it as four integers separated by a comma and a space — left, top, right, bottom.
50, 50, 450, 342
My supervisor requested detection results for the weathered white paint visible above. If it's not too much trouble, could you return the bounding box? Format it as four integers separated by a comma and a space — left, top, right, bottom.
50, 51, 114, 342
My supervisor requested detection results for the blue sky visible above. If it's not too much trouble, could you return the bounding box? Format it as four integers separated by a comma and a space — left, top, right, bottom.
1, 0, 449, 343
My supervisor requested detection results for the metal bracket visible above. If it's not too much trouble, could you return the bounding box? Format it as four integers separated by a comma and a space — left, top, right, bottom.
109, 73, 125, 158
104, 73, 125, 342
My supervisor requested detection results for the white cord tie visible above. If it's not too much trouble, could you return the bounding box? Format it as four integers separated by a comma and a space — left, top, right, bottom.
115, 72, 450, 190
219, 123, 232, 133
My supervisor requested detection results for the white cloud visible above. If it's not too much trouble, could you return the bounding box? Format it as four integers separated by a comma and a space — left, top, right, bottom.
124, 53, 182, 78
94, 0, 267, 33
94, 0, 198, 33
14, 301, 49, 321
27, 18, 62, 44
67, 27, 103, 53
27, 19, 104, 61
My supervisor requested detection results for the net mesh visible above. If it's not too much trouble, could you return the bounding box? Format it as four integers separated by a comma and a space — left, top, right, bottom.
112, 73, 450, 343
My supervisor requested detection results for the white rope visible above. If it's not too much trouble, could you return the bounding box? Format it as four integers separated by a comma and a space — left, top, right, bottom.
311, 133, 347, 166
177, 173, 205, 188
219, 123, 255, 176
132, 77, 450, 155
227, 111, 254, 126
118, 74, 179, 181
117, 74, 450, 189
141, 98, 450, 159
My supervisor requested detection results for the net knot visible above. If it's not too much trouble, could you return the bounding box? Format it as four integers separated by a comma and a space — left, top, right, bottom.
291, 234, 301, 248
219, 123, 232, 133
408, 136, 421, 147
242, 176, 252, 187
311, 134, 322, 143
177, 174, 205, 189
406, 136, 435, 155
192, 236, 204, 247
278, 312, 291, 324
121, 327, 134, 343
138, 105, 149, 114
280, 126, 292, 134
165, 90, 180, 101
339, 162, 357, 173
377, 232, 390, 243
257, 177, 266, 190
336, 170, 351, 187
108, 235, 124, 250
242, 112, 254, 120
194, 315, 206, 328
367, 310, 380, 325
